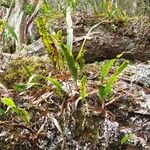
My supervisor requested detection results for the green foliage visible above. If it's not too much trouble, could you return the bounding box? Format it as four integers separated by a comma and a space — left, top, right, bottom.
0, 20, 18, 53
41, 0, 52, 14
87, 0, 101, 14
99, 57, 128, 101
0, 109, 5, 116
101, 0, 128, 22
40, 76, 64, 97
101, 59, 116, 83
80, 75, 87, 101
76, 22, 101, 72
14, 74, 41, 92
62, 2, 80, 82
1, 97, 16, 108
14, 83, 28, 92
14, 74, 64, 98
23, 2, 36, 16
36, 17, 53, 56
36, 16, 60, 68
67, 0, 79, 10
13, 107, 30, 124
3, 21, 18, 41
121, 134, 132, 145
0, 0, 12, 8
76, 48, 85, 72
44, 77, 63, 92
1, 97, 30, 124
61, 44, 78, 82
105, 61, 128, 92
53, 30, 64, 43
42, 1, 63, 18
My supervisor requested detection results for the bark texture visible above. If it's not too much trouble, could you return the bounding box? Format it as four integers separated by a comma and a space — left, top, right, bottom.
5, 0, 43, 44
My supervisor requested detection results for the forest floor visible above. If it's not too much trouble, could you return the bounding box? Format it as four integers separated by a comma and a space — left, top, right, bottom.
0, 14, 150, 150
0, 56, 149, 150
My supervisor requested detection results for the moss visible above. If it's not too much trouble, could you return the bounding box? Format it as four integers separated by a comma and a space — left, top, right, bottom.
0, 56, 52, 88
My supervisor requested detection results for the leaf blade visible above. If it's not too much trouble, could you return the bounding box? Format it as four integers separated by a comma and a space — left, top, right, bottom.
80, 75, 87, 101
61, 45, 78, 82
1, 97, 16, 108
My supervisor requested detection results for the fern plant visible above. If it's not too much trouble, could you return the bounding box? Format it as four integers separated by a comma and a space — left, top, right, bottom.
14, 74, 64, 98
1, 97, 30, 124
36, 16, 59, 68
99, 56, 128, 108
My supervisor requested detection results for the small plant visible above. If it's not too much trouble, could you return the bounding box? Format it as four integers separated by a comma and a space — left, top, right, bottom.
121, 133, 133, 145
101, 0, 128, 22
87, 0, 101, 14
67, 0, 79, 10
99, 56, 128, 108
1, 20, 18, 41
14, 74, 41, 92
14, 74, 64, 98
23, 2, 36, 16
1, 97, 30, 124
86, 0, 128, 23
41, 75, 64, 98
36, 16, 58, 68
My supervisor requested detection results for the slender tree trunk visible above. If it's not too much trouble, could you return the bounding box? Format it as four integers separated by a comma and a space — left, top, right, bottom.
3, 0, 43, 49
6, 0, 25, 43
24, 0, 43, 43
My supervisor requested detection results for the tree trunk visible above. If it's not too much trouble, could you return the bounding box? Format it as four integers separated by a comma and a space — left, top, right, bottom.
3, 0, 43, 48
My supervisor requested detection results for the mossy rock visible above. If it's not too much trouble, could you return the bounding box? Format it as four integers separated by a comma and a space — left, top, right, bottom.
0, 56, 52, 88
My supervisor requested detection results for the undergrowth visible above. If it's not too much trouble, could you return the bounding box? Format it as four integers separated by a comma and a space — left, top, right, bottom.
0, 0, 129, 123
0, 0, 135, 149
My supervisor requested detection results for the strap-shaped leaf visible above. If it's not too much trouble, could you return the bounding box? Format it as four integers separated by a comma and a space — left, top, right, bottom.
105, 60, 128, 94
101, 59, 115, 82
80, 75, 87, 101
61, 45, 77, 82
99, 85, 106, 101
44, 77, 63, 92
1, 97, 16, 108
40, 75, 63, 97
13, 108, 30, 124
